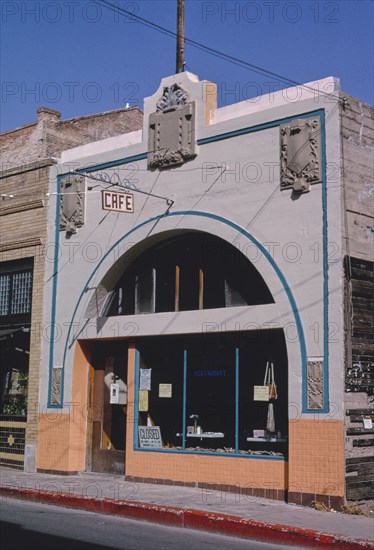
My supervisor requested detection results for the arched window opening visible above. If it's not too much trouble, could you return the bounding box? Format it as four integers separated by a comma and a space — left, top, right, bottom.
105, 233, 274, 316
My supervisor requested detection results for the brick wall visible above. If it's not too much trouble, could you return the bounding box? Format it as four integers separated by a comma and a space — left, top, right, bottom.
341, 94, 373, 262
0, 106, 143, 171
341, 94, 374, 503
0, 105, 143, 471
0, 161, 53, 461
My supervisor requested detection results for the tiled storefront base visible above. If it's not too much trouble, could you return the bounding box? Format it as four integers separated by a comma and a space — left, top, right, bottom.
288, 491, 344, 509
124, 343, 288, 502
124, 448, 287, 500
288, 419, 345, 504
37, 468, 79, 475
34, 344, 346, 507
36, 342, 90, 473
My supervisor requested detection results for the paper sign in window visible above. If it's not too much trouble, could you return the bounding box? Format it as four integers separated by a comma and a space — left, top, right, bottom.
140, 368, 151, 391
253, 385, 270, 401
138, 390, 149, 412
159, 383, 172, 398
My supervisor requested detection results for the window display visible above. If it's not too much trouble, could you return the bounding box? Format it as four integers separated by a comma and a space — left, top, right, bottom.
135, 331, 288, 457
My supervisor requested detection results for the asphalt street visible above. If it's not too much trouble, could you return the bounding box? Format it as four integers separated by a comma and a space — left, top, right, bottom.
0, 498, 297, 550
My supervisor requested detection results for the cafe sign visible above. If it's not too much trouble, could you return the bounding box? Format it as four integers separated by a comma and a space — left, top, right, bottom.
101, 190, 134, 213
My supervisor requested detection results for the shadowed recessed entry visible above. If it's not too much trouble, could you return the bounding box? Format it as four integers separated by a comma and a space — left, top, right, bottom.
89, 341, 128, 474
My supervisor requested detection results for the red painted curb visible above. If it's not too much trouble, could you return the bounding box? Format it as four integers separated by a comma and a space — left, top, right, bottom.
1, 485, 373, 550
101, 498, 184, 526
183, 509, 373, 550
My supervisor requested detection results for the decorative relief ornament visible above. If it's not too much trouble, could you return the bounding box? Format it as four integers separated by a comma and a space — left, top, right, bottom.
280, 117, 322, 193
307, 360, 324, 410
50, 366, 63, 406
59, 174, 86, 234
148, 84, 197, 169
156, 83, 189, 112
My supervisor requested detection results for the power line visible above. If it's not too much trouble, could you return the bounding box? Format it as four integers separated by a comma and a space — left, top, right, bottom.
94, 0, 341, 102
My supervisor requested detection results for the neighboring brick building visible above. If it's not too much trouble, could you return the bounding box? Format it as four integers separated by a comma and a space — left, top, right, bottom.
0, 105, 143, 471
341, 95, 374, 503
1, 106, 143, 171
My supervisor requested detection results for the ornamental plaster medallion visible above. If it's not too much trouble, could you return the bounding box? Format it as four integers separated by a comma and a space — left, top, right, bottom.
148, 84, 197, 169
50, 366, 63, 406
60, 174, 86, 234
307, 359, 324, 410
280, 117, 322, 193
156, 83, 189, 112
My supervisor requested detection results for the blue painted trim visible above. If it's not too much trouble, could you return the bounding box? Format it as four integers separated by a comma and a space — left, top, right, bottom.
48, 158, 151, 406
132, 447, 285, 461
48, 108, 329, 414
61, 211, 308, 386
321, 110, 329, 413
60, 153, 148, 177
235, 347, 239, 454
60, 111, 323, 176
301, 111, 329, 414
133, 349, 140, 448
47, 174, 63, 408
182, 349, 187, 450
197, 109, 324, 146
59, 112, 323, 177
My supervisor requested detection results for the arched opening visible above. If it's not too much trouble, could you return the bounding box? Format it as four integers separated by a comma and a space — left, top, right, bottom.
81, 228, 290, 470
103, 232, 274, 316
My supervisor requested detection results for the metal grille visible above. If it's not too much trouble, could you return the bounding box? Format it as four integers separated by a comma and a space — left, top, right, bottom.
0, 274, 10, 315
0, 420, 26, 470
11, 271, 32, 314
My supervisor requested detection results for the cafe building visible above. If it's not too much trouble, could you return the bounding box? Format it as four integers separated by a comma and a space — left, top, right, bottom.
36, 72, 368, 508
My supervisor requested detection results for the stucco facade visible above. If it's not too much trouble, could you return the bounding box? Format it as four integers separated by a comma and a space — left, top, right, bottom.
37, 73, 372, 507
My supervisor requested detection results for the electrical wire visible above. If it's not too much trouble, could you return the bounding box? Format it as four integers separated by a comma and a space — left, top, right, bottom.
94, 0, 340, 102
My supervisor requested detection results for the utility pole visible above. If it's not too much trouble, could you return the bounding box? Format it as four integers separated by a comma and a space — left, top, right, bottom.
176, 0, 184, 73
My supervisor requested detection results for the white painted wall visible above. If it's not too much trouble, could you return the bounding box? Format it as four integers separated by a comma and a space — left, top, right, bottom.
41, 73, 344, 420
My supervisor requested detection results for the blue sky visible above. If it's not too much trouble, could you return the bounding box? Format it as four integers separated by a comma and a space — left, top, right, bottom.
1, 0, 373, 132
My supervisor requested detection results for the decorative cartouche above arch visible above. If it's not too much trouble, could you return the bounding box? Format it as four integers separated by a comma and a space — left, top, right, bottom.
148, 84, 197, 169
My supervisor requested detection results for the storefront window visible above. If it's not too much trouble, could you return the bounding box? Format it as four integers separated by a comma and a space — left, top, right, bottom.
104, 232, 287, 458
185, 336, 236, 451
0, 259, 33, 417
0, 266, 32, 318
137, 337, 184, 447
135, 331, 288, 458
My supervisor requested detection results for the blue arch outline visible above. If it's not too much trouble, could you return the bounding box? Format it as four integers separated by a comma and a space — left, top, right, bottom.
58, 211, 307, 390
47, 108, 328, 414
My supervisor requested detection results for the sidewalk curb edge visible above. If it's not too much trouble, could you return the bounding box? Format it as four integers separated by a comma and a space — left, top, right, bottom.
1, 485, 373, 550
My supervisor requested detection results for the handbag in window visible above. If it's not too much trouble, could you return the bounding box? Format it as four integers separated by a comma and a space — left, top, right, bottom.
265, 362, 278, 400
253, 362, 278, 401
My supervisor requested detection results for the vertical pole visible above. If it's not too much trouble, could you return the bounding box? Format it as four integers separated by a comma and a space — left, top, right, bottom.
235, 347, 239, 454
133, 349, 140, 449
175, 265, 180, 311
176, 0, 185, 73
199, 268, 204, 310
182, 349, 187, 450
